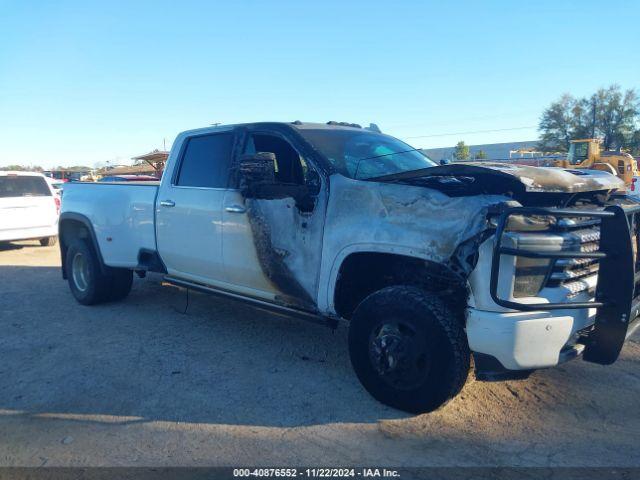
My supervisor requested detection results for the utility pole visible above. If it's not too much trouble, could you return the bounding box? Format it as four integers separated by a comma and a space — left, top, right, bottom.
590, 96, 597, 139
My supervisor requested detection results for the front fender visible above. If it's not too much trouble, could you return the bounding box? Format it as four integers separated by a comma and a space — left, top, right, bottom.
318, 242, 455, 314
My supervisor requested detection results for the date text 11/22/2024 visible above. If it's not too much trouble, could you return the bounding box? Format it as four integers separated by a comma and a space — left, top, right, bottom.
232, 468, 400, 477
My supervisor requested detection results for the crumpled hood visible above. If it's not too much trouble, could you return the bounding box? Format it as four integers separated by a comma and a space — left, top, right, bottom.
377, 162, 625, 194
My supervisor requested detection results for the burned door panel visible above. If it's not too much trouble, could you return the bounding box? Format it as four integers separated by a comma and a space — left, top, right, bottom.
222, 131, 327, 310
243, 192, 326, 309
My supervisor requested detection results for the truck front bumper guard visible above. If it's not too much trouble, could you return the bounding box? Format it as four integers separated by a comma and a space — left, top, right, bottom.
489, 203, 640, 365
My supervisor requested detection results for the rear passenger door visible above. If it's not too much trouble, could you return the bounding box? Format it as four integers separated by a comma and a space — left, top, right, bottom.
156, 129, 236, 286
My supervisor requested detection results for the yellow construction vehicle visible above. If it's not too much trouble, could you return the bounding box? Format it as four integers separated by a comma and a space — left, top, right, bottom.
555, 139, 639, 188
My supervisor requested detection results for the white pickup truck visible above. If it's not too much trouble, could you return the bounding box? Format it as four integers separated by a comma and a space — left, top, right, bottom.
60, 122, 640, 413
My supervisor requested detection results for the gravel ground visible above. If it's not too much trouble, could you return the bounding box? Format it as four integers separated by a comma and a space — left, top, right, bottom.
1, 240, 639, 467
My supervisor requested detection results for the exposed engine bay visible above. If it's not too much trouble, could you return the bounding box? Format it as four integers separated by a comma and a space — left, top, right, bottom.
373, 162, 626, 207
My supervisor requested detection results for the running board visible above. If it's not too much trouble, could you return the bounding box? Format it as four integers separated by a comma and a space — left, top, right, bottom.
163, 276, 338, 327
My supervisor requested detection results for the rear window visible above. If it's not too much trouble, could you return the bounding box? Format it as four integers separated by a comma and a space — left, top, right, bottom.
176, 132, 234, 188
0, 176, 51, 198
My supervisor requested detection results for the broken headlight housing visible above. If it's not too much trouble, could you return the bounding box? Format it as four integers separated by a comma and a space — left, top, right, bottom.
490, 214, 558, 298
513, 256, 552, 298
488, 213, 557, 232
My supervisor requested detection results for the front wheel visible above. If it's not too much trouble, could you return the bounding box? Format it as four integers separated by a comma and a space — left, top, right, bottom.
348, 286, 470, 413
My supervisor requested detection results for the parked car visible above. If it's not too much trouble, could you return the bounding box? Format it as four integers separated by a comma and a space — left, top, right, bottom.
59, 121, 640, 413
98, 175, 159, 182
45, 176, 65, 196
0, 171, 60, 246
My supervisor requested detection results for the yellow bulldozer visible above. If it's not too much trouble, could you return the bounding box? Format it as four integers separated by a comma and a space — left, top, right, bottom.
554, 139, 639, 191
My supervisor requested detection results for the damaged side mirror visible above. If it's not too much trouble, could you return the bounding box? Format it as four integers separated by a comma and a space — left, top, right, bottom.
239, 152, 279, 199
239, 152, 316, 212
239, 152, 302, 202
239, 152, 277, 185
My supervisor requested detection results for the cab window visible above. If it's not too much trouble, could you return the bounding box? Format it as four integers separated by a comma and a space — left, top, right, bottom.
568, 142, 589, 165
176, 132, 234, 188
243, 133, 308, 185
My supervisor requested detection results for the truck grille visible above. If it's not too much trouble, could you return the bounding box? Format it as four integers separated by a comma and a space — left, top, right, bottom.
545, 219, 601, 295
489, 201, 640, 365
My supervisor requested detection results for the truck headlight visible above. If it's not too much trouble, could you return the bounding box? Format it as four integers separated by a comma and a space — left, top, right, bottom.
513, 256, 552, 297
505, 230, 556, 298
488, 213, 556, 232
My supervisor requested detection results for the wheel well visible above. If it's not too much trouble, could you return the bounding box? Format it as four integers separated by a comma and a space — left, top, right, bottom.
59, 219, 98, 279
333, 252, 468, 320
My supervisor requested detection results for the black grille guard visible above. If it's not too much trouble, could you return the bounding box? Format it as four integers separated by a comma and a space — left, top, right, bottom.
489, 203, 640, 365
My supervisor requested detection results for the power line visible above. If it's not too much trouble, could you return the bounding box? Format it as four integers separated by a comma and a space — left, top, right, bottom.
404, 125, 537, 140
384, 110, 540, 129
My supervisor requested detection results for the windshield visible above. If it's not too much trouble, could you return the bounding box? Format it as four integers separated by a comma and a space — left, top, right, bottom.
297, 129, 436, 179
567, 142, 589, 165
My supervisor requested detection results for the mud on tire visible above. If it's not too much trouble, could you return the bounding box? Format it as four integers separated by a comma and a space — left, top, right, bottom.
348, 286, 470, 413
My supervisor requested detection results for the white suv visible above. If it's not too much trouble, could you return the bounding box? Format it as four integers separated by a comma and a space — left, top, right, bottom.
0, 171, 60, 246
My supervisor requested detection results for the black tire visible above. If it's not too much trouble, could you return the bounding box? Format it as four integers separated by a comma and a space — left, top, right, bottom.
348, 286, 470, 413
106, 268, 133, 301
39, 236, 57, 246
66, 239, 112, 305
65, 240, 133, 305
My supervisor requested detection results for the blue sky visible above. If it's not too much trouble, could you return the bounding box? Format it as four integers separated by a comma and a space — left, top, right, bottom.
1, 0, 639, 168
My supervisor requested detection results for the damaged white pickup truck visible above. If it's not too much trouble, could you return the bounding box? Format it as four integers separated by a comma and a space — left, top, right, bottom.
60, 121, 640, 413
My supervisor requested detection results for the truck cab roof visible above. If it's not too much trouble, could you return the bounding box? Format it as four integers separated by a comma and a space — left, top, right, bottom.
177, 121, 369, 138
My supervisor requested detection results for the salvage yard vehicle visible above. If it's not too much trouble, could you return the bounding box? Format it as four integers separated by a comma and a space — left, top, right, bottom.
555, 138, 640, 194
59, 122, 640, 413
1, 171, 60, 246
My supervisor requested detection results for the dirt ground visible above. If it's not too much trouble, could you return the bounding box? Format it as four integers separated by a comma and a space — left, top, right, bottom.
1, 240, 639, 468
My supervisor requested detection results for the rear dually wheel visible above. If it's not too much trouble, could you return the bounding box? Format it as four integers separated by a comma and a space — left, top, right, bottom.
65, 239, 132, 305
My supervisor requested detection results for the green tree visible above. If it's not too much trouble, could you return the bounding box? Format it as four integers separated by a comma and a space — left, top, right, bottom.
0, 165, 26, 171
474, 150, 487, 160
538, 94, 576, 152
630, 129, 640, 156
0, 165, 43, 171
569, 96, 596, 140
593, 86, 638, 149
453, 141, 470, 161
538, 85, 640, 152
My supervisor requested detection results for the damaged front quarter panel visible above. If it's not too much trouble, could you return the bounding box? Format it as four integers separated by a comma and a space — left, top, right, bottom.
321, 174, 512, 313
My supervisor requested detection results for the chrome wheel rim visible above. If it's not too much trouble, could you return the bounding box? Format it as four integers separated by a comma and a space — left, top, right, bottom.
72, 252, 90, 292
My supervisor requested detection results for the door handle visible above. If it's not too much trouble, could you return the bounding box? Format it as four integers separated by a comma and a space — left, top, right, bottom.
225, 205, 246, 214
160, 200, 175, 207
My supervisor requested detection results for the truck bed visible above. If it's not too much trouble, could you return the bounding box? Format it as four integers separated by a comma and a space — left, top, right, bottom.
61, 182, 159, 268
